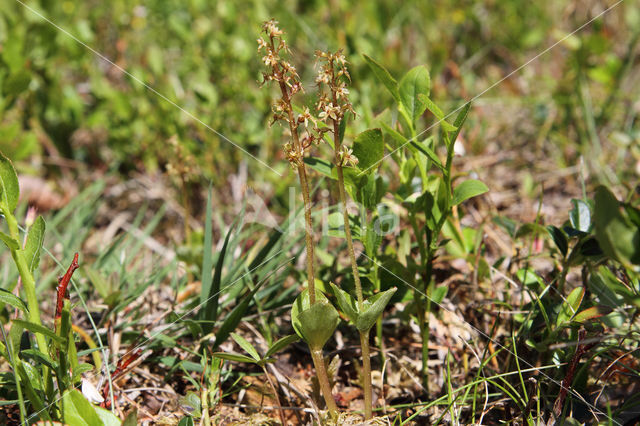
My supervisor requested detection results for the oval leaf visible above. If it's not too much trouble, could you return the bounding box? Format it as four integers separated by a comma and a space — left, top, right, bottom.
24, 215, 46, 273
556, 287, 585, 327
572, 306, 613, 323
353, 128, 384, 173
452, 179, 489, 206
399, 65, 430, 122
594, 186, 640, 267
570, 199, 591, 233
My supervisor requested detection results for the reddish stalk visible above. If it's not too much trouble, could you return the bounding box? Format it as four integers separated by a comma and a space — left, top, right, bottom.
55, 253, 79, 320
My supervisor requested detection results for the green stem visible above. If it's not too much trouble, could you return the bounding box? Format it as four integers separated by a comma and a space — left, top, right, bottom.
5, 213, 48, 357
310, 349, 339, 414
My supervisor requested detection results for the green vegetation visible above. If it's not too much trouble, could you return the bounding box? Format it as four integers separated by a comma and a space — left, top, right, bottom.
1, 0, 639, 424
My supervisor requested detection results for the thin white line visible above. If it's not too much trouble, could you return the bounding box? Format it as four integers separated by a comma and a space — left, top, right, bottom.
12, 0, 282, 177
358, 251, 619, 424
358, 0, 625, 175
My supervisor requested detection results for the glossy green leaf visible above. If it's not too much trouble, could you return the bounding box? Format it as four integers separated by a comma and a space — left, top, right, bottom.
213, 352, 258, 364
0, 231, 19, 251
24, 215, 46, 273
399, 65, 430, 122
556, 287, 585, 327
330, 282, 358, 323
177, 416, 195, 426
362, 54, 400, 102
452, 179, 489, 206
296, 300, 340, 350
594, 186, 640, 267
0, 151, 20, 213
0, 288, 27, 312
265, 334, 299, 358
572, 306, 613, 323
230, 332, 260, 361
291, 287, 328, 339
353, 128, 384, 173
547, 225, 568, 257
418, 95, 457, 132
61, 389, 103, 426
95, 406, 122, 426
570, 199, 591, 233
356, 287, 397, 332
304, 157, 335, 179
430, 285, 448, 305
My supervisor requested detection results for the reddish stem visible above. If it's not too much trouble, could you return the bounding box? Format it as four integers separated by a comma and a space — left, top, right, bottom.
55, 253, 79, 319
101, 349, 143, 408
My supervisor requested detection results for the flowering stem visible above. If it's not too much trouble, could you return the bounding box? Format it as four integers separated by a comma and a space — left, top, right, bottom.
310, 349, 339, 413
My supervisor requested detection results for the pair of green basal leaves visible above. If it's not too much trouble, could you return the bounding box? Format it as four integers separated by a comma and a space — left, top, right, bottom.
291, 283, 396, 351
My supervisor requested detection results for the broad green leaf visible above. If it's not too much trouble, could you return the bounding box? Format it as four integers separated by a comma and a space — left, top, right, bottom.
353, 128, 384, 173
0, 288, 28, 312
13, 319, 65, 344
556, 287, 585, 327
546, 225, 568, 257
61, 389, 103, 426
265, 334, 299, 358
24, 215, 46, 272
122, 408, 138, 426
452, 179, 489, 206
213, 352, 258, 364
291, 287, 328, 340
399, 65, 430, 122
572, 306, 613, 323
410, 141, 443, 170
570, 199, 591, 233
296, 300, 340, 350
0, 151, 20, 213
330, 282, 358, 323
363, 224, 382, 257
0, 231, 19, 251
94, 406, 121, 426
177, 416, 195, 426
418, 95, 457, 132
362, 54, 400, 102
430, 285, 448, 305
356, 287, 397, 332
304, 157, 335, 179
594, 186, 640, 267
230, 332, 260, 361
